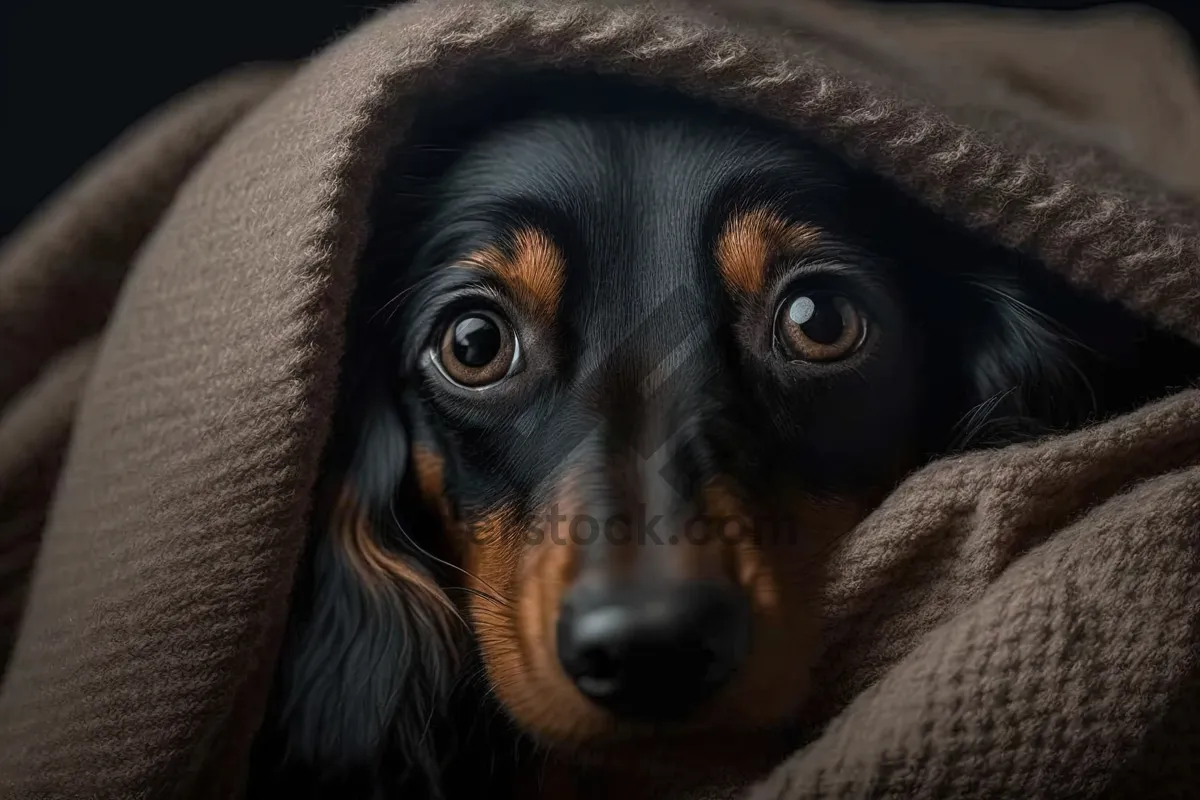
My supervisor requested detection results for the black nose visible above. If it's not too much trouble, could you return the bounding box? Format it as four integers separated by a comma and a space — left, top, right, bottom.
555, 580, 751, 719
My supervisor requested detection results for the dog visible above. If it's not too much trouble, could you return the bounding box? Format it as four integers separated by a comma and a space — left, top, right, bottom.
248, 74, 1200, 800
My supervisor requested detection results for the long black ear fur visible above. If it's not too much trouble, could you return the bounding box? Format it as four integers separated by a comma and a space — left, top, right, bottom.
250, 369, 467, 799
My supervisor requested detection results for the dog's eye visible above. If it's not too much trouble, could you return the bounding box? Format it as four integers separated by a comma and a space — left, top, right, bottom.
774, 291, 866, 362
435, 310, 520, 388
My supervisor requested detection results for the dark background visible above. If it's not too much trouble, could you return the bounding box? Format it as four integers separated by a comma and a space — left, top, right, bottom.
2, 0, 1196, 240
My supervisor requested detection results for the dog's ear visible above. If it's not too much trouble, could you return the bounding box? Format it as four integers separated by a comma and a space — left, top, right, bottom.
947, 264, 1094, 445
272, 374, 465, 797
845, 172, 1099, 447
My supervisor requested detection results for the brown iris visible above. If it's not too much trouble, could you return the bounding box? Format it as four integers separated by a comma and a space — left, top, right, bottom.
438, 310, 518, 387
775, 291, 866, 362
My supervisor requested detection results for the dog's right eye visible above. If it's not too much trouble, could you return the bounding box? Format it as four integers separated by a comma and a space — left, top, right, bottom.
434, 309, 521, 388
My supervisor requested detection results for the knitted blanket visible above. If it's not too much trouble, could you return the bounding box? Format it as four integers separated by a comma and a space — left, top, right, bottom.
2, 1, 1199, 797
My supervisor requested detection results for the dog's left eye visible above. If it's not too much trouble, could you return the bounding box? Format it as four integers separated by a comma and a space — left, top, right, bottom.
434, 309, 521, 388
774, 290, 867, 362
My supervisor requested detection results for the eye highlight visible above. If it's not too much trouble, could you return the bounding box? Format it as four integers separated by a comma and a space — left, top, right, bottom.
774, 291, 866, 362
434, 309, 521, 388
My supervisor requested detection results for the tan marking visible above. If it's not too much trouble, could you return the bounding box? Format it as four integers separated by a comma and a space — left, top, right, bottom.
460, 468, 623, 745
461, 228, 565, 322
715, 209, 821, 298
466, 504, 522, 558
331, 482, 460, 631
702, 479, 779, 611
411, 444, 455, 528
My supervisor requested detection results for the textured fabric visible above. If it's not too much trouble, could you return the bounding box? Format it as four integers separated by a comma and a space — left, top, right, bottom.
1, 1, 1198, 798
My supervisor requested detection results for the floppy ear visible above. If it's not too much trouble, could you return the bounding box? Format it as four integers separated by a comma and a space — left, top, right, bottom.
948, 264, 1094, 446
844, 171, 1101, 448
270, 373, 466, 797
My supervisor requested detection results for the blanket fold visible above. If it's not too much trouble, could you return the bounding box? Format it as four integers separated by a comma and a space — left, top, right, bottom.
1, 1, 1198, 798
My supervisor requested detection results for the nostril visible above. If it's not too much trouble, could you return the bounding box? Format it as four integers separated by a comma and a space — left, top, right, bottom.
561, 606, 631, 699
556, 581, 751, 719
580, 647, 620, 682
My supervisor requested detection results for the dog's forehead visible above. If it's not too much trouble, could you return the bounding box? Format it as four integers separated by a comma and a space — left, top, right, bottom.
439, 111, 835, 327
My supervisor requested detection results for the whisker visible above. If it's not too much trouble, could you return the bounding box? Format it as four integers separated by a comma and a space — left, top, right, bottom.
396, 144, 466, 155
386, 498, 511, 604
445, 585, 513, 609
416, 700, 439, 751
537, 745, 555, 791
949, 388, 1015, 450
1063, 359, 1099, 420
977, 280, 1101, 426
968, 279, 1094, 354
464, 664, 492, 689
370, 269, 447, 326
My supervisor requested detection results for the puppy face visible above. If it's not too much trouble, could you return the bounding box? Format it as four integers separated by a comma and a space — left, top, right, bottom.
386, 107, 930, 754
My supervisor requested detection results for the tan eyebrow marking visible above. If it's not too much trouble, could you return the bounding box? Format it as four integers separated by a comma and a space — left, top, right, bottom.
460, 228, 566, 323
715, 208, 822, 298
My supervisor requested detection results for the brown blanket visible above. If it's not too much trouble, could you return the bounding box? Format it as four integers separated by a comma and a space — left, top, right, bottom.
3, 1, 1200, 798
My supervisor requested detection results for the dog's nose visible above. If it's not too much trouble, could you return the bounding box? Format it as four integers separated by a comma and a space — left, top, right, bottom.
555, 580, 751, 719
